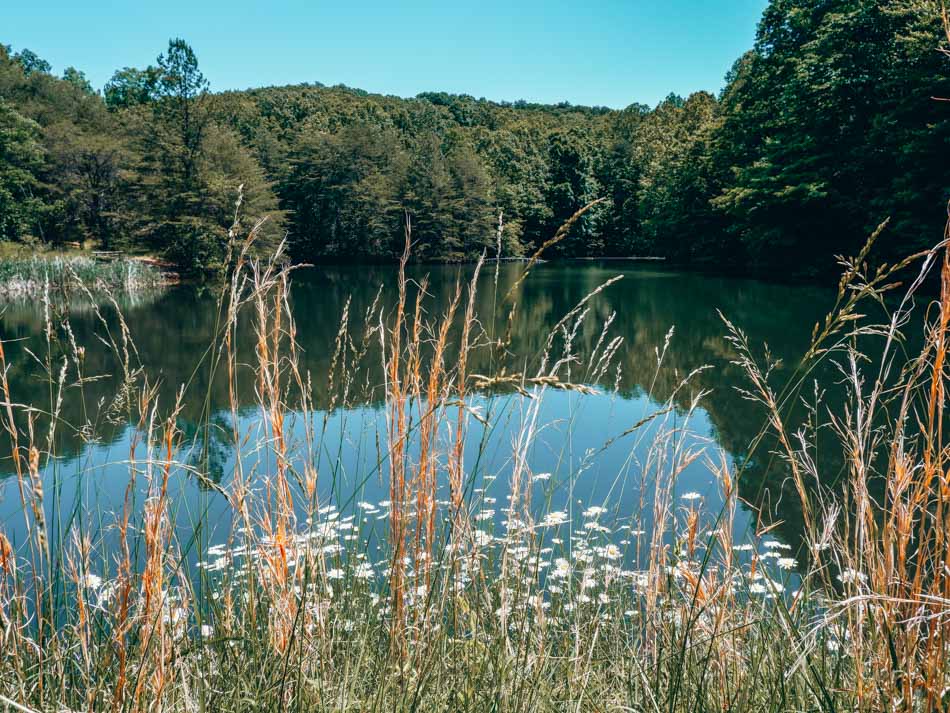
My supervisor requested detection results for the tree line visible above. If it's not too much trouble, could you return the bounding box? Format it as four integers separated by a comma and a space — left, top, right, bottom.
1, 0, 948, 277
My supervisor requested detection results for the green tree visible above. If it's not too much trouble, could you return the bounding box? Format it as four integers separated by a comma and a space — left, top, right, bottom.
0, 98, 48, 241
62, 67, 93, 94
543, 129, 603, 256
403, 133, 496, 261
284, 125, 408, 259
13, 48, 51, 76
154, 38, 210, 187
199, 123, 283, 259
104, 67, 159, 109
636, 92, 724, 263
597, 103, 648, 255
130, 39, 246, 275
710, 0, 950, 273
44, 123, 129, 248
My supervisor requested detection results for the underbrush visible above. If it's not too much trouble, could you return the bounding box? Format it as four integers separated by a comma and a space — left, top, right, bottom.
0, 210, 948, 712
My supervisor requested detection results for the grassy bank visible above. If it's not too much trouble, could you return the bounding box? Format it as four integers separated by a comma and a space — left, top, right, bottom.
0, 213, 948, 712
0, 253, 167, 299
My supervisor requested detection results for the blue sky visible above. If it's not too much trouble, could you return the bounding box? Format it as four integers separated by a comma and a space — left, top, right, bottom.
6, 0, 767, 109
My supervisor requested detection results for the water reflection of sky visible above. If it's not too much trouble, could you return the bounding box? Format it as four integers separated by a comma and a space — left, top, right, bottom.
0, 385, 762, 576
0, 262, 844, 565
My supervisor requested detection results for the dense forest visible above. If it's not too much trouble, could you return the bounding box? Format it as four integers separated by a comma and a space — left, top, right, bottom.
1, 0, 949, 277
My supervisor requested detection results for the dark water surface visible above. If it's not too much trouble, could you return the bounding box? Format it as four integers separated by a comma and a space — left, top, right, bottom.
0, 262, 842, 560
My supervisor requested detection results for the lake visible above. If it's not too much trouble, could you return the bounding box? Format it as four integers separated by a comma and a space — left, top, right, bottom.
0, 261, 841, 567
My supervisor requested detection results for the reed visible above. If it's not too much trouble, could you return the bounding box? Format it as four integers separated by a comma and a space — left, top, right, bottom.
0, 255, 166, 298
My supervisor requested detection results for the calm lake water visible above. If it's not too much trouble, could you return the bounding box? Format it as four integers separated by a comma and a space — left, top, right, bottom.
0, 262, 842, 563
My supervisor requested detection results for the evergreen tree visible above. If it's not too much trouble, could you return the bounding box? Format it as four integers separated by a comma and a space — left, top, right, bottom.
284, 125, 408, 259
543, 129, 603, 256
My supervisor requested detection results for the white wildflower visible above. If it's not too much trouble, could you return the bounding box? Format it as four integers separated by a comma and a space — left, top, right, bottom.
838, 568, 867, 585
540, 511, 569, 527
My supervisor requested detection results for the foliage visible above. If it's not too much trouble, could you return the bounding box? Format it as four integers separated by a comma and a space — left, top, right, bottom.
283, 125, 408, 260
0, 0, 949, 277
0, 41, 284, 277
61, 66, 93, 94
12, 47, 50, 76
0, 98, 47, 242
104, 66, 159, 109
711, 0, 950, 272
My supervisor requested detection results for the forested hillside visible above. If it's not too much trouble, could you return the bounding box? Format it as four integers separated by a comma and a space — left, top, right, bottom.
2, 0, 949, 277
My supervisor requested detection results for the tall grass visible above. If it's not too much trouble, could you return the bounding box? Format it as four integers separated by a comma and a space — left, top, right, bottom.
0, 255, 166, 298
0, 205, 949, 712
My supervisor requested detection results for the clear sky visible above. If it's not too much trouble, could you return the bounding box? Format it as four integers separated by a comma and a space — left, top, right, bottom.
6, 0, 767, 109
